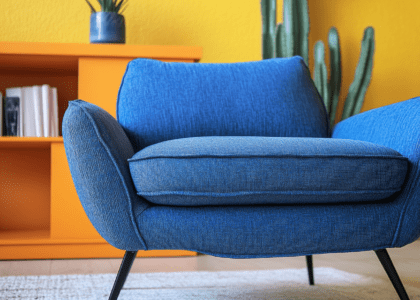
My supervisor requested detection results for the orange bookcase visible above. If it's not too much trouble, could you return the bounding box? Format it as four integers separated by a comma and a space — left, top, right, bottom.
0, 42, 202, 259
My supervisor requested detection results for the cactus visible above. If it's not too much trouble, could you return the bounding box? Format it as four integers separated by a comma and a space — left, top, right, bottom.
261, 1, 375, 126
341, 27, 375, 120
261, 0, 277, 59
279, 0, 309, 64
328, 27, 342, 125
296, 0, 309, 65
313, 41, 330, 112
275, 23, 284, 57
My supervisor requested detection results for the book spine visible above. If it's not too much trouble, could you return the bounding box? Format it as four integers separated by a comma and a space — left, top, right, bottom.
33, 86, 44, 137
5, 87, 23, 136
4, 97, 20, 136
22, 87, 37, 137
41, 84, 50, 137
19, 92, 23, 136
51, 87, 59, 136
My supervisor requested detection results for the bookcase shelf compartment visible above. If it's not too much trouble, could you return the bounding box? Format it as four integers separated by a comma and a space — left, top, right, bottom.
0, 42, 202, 259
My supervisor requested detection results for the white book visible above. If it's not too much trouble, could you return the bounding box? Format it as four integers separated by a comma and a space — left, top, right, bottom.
41, 84, 50, 137
5, 87, 23, 136
32, 86, 44, 137
22, 86, 37, 137
49, 87, 59, 137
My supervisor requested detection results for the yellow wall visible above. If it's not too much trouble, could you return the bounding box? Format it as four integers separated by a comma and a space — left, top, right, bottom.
307, 0, 420, 119
0, 0, 419, 115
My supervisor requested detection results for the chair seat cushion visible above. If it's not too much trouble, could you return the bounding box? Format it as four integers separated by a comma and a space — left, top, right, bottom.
128, 136, 408, 206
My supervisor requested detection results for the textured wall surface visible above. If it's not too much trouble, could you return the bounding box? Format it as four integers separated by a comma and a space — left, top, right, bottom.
0, 0, 261, 63
0, 0, 419, 112
308, 0, 420, 115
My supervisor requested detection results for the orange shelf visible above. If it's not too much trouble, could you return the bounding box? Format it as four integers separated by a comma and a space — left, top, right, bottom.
0, 137, 63, 148
0, 42, 202, 73
0, 230, 105, 245
0, 41, 202, 259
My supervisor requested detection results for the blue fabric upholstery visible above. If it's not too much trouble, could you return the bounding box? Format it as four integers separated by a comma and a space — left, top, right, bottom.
62, 55, 420, 259
62, 100, 149, 251
332, 97, 420, 248
117, 57, 329, 152
137, 202, 401, 258
128, 136, 408, 206
134, 98, 420, 257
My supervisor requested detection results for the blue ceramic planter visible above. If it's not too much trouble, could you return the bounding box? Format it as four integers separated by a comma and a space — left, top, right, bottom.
90, 12, 125, 44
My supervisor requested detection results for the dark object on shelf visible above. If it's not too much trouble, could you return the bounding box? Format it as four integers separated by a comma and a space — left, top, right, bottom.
4, 97, 20, 136
90, 12, 126, 44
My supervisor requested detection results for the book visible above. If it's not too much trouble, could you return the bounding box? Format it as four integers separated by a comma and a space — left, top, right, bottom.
32, 86, 44, 137
41, 84, 50, 137
22, 86, 37, 137
4, 85, 59, 137
49, 87, 59, 137
4, 97, 20, 136
5, 88, 23, 136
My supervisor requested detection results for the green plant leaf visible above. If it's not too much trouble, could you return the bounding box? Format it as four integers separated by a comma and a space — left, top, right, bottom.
85, 0, 97, 13
115, 0, 126, 13
119, 3, 128, 14
91, 0, 127, 13
97, 0, 105, 9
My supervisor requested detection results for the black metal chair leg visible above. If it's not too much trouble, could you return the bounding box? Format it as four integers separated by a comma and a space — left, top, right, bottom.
375, 249, 410, 300
108, 251, 138, 300
306, 255, 314, 285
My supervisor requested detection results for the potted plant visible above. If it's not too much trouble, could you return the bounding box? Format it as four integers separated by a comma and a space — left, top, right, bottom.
85, 0, 128, 44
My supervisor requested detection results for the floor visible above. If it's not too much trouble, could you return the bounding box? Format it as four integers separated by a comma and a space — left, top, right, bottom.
1, 240, 419, 290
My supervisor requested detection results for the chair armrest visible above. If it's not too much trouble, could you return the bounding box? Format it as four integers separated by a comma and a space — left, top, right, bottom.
332, 97, 420, 246
63, 100, 149, 250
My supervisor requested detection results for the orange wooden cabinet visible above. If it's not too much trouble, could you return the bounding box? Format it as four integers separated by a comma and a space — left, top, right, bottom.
0, 42, 202, 259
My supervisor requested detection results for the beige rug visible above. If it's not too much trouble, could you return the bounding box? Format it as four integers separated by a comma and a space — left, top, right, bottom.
1, 267, 419, 299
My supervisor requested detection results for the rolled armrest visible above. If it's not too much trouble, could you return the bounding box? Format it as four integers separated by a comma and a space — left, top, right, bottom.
63, 100, 149, 250
332, 97, 420, 246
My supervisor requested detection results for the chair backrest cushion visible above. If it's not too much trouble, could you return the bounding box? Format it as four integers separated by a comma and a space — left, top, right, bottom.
117, 57, 329, 151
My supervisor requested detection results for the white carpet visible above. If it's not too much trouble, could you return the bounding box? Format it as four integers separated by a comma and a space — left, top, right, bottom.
1, 267, 419, 299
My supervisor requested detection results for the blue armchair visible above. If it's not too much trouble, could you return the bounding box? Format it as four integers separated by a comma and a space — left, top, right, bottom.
62, 57, 419, 300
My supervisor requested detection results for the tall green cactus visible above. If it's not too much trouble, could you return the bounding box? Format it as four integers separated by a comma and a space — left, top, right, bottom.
328, 27, 342, 124
276, 0, 309, 64
341, 27, 375, 120
261, 0, 375, 125
261, 0, 277, 59
313, 41, 329, 112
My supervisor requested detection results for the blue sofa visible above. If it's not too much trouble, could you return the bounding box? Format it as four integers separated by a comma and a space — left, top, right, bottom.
63, 57, 419, 299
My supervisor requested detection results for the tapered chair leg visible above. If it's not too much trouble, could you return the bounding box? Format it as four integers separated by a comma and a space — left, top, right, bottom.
306, 255, 314, 285
108, 251, 138, 300
375, 249, 410, 300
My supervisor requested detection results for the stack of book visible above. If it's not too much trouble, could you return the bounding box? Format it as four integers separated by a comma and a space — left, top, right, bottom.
0, 84, 59, 137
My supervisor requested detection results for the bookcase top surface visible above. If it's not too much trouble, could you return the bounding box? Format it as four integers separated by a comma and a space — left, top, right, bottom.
0, 41, 202, 73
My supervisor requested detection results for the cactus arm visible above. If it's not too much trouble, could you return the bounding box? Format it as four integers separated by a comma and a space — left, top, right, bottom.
328, 27, 342, 125
342, 27, 375, 120
313, 41, 330, 113
283, 0, 297, 57
296, 0, 310, 65
275, 23, 284, 58
261, 0, 277, 59
350, 27, 375, 116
